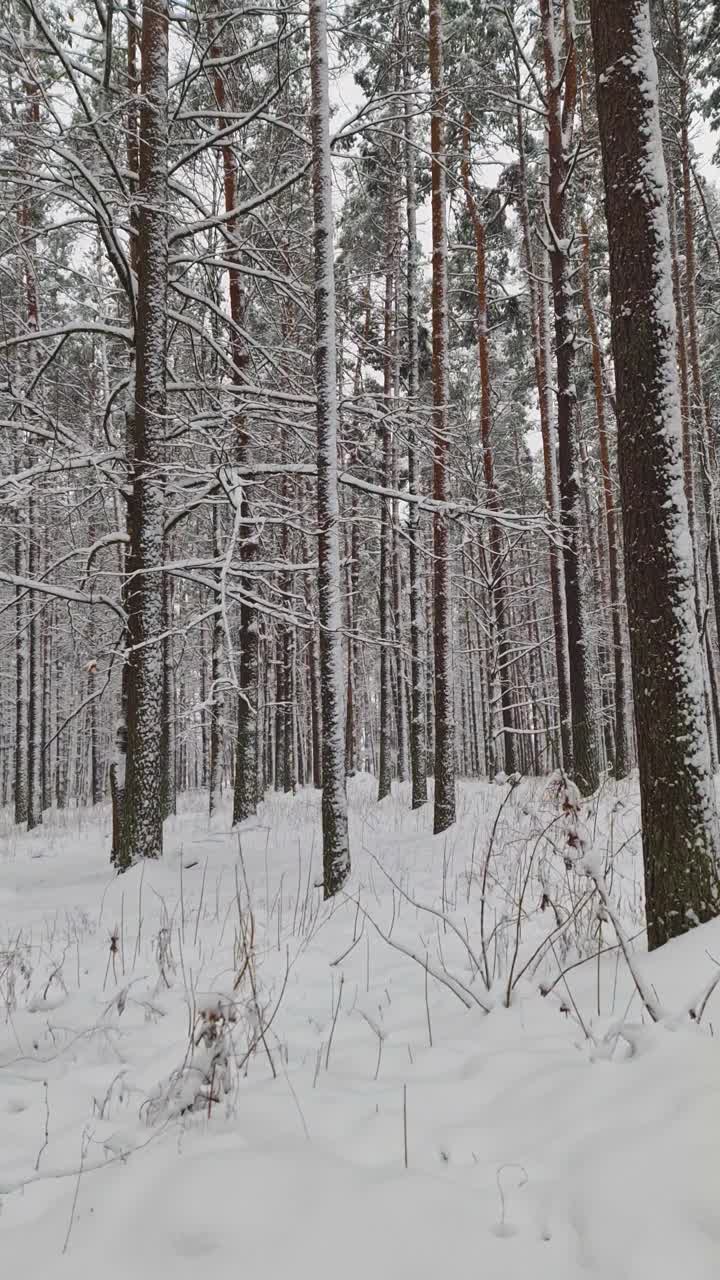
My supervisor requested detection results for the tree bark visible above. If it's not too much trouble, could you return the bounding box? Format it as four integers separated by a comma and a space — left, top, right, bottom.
541, 0, 600, 795
590, 0, 719, 949
309, 0, 350, 896
461, 114, 515, 774
117, 0, 169, 867
206, 5, 259, 824
402, 20, 428, 809
429, 0, 456, 833
579, 220, 630, 778
514, 50, 571, 773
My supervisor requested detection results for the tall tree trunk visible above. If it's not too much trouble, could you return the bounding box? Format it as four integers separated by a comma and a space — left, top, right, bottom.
309, 0, 350, 896
514, 50, 572, 771
19, 37, 43, 830
309, 627, 323, 788
117, 0, 169, 867
579, 221, 630, 778
14, 532, 28, 825
208, 504, 224, 817
111, 0, 140, 862
541, 0, 600, 795
378, 243, 395, 801
402, 23, 428, 808
666, 164, 718, 763
672, 9, 720, 748
461, 115, 516, 774
344, 520, 359, 776
206, 6, 258, 824
591, 0, 719, 949
429, 0, 456, 833
161, 573, 176, 818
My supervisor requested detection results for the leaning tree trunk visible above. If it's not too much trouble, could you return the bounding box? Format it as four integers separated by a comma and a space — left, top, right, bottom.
541, 0, 600, 795
590, 0, 719, 949
429, 0, 456, 834
309, 0, 350, 897
117, 0, 169, 867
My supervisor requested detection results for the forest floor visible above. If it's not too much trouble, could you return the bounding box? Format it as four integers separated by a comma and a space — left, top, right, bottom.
1, 774, 719, 1278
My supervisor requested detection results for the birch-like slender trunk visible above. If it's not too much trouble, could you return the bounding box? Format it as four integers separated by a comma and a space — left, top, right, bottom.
309, 0, 350, 896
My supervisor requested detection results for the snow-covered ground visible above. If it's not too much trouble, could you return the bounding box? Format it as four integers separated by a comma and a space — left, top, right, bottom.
1, 775, 719, 1278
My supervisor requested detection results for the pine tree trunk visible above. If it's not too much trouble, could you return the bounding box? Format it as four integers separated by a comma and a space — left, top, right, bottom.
309, 626, 323, 788
666, 163, 718, 764
541, 0, 600, 795
205, 6, 258, 824
590, 0, 719, 949
110, 0, 139, 861
117, 0, 169, 867
378, 216, 397, 801
514, 54, 572, 771
14, 533, 28, 825
161, 572, 176, 818
208, 506, 224, 818
429, 0, 456, 833
580, 222, 630, 778
344, 521, 358, 776
25, 461, 42, 830
309, 0, 350, 896
402, 28, 428, 808
461, 115, 516, 775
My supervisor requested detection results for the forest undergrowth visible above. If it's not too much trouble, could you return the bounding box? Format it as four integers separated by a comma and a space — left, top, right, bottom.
0, 775, 719, 1278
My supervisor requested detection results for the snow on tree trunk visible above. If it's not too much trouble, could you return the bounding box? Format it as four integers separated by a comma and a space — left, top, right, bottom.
429, 0, 456, 834
378, 230, 395, 803
590, 0, 720, 948
579, 221, 630, 779
208, 503, 224, 818
26, 489, 43, 830
309, 624, 323, 788
117, 0, 169, 867
14, 528, 28, 826
206, 3, 258, 826
513, 62, 571, 772
670, 4, 720, 762
402, 13, 428, 810
110, 0, 140, 862
18, 31, 43, 831
541, 0, 600, 796
461, 113, 516, 776
161, 572, 176, 819
308, 0, 350, 897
